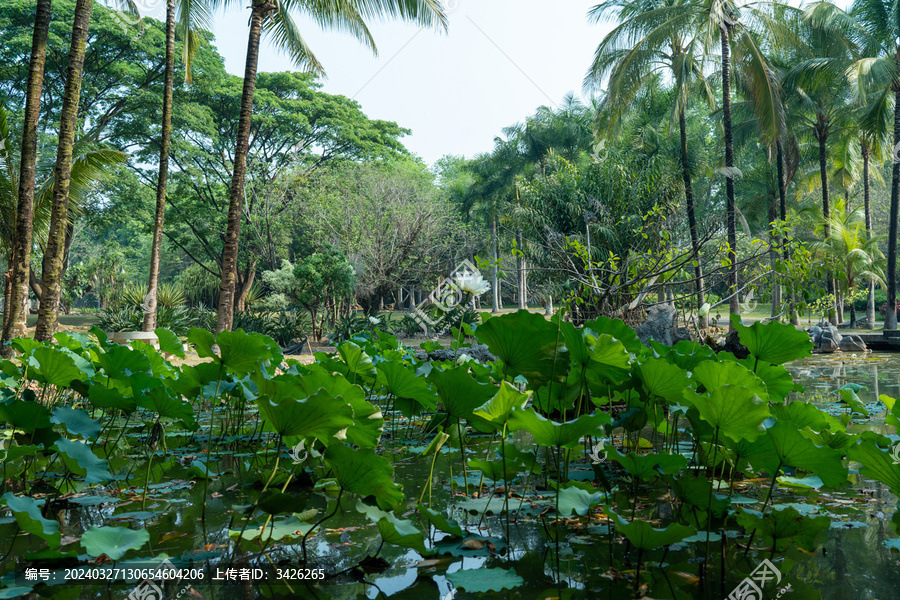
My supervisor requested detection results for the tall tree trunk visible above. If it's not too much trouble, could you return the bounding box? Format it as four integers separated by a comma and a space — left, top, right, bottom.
34, 0, 92, 342
679, 108, 706, 328
722, 25, 739, 326
817, 126, 837, 325
142, 0, 176, 332
862, 142, 875, 327
516, 229, 525, 310
491, 216, 499, 312
888, 83, 900, 330
768, 190, 780, 318
1, 0, 51, 353
216, 0, 268, 334
776, 140, 798, 325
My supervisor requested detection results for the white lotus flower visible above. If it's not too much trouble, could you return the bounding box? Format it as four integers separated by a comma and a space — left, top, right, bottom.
368, 316, 381, 325
456, 272, 490, 297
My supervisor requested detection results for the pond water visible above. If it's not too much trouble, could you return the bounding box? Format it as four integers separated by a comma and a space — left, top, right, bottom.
2, 352, 899, 600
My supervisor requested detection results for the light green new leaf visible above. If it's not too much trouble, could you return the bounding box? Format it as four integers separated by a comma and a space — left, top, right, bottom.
154, 328, 184, 358
338, 342, 377, 385
473, 382, 530, 425
80, 526, 149, 560
556, 485, 606, 516
29, 347, 85, 388
683, 385, 769, 442
636, 357, 691, 403
417, 505, 464, 537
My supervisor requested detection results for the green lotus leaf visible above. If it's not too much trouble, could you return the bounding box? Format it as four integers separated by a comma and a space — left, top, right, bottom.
468, 459, 521, 483
583, 334, 631, 385
0, 493, 60, 549
722, 354, 798, 400
230, 516, 314, 542
28, 347, 85, 388
50, 407, 101, 440
447, 568, 524, 593
671, 476, 730, 515
154, 328, 184, 358
474, 310, 569, 388
86, 384, 137, 412
95, 344, 150, 380
736, 506, 829, 551
338, 342, 377, 385
80, 526, 149, 560
474, 382, 530, 425
609, 449, 687, 479
838, 389, 869, 416
256, 388, 353, 442
137, 386, 197, 429
0, 396, 52, 432
730, 314, 813, 365
417, 505, 464, 538
691, 360, 767, 399
508, 407, 610, 448
747, 421, 848, 488
258, 490, 308, 515
428, 366, 496, 421
636, 357, 691, 403
356, 500, 428, 554
556, 484, 606, 516
608, 507, 696, 550
294, 369, 382, 449
847, 438, 900, 495
683, 384, 769, 442
55, 438, 113, 484
582, 316, 644, 354
325, 444, 404, 511
376, 360, 438, 417
771, 402, 843, 432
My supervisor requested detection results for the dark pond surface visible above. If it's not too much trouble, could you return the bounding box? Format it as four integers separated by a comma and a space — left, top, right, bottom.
2, 353, 899, 600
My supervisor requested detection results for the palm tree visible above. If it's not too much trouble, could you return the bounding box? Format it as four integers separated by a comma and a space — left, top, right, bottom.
125, 0, 211, 332
0, 0, 51, 354
784, 12, 856, 324
214, 0, 447, 334
0, 106, 125, 341
842, 0, 900, 329
585, 0, 716, 327
810, 199, 885, 327
34, 0, 94, 342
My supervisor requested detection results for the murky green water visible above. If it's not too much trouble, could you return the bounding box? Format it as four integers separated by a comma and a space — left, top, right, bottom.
2, 353, 899, 600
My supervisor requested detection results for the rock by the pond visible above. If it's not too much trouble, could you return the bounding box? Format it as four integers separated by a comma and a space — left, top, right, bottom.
809, 322, 843, 352
722, 330, 750, 359
839, 335, 868, 353
818, 336, 840, 353
635, 305, 677, 347
674, 327, 695, 344
414, 343, 498, 363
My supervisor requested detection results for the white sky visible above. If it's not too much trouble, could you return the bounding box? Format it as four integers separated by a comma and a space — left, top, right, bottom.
203, 1, 606, 167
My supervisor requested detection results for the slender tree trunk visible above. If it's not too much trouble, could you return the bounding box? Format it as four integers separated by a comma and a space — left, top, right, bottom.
768, 190, 780, 318
1, 0, 51, 353
888, 83, 900, 330
491, 216, 500, 312
722, 25, 739, 327
516, 229, 526, 310
34, 0, 92, 342
776, 141, 799, 325
679, 108, 706, 328
216, 1, 269, 334
863, 142, 876, 328
142, 0, 176, 332
235, 261, 257, 313
817, 126, 837, 326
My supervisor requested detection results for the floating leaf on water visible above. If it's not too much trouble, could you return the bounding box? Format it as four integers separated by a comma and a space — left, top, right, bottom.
0, 493, 61, 549
447, 567, 524, 593
80, 526, 149, 560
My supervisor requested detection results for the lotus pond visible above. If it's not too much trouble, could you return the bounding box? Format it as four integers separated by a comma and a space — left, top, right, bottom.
1, 311, 899, 600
